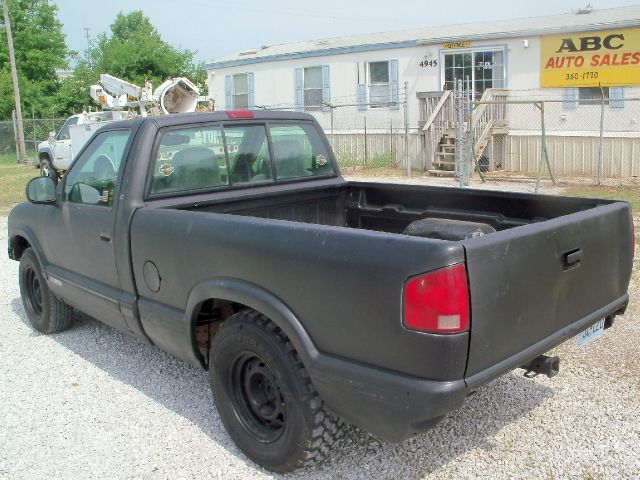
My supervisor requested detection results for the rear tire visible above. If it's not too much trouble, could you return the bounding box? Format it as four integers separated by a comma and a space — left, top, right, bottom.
210, 310, 340, 473
19, 248, 73, 334
39, 157, 58, 184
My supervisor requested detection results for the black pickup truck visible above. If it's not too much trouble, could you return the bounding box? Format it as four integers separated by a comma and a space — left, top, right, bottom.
9, 111, 634, 472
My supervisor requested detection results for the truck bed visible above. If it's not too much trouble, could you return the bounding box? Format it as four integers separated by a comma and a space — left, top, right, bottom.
165, 180, 611, 234
139, 179, 632, 385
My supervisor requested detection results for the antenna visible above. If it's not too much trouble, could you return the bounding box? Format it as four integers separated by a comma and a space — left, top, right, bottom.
83, 27, 91, 64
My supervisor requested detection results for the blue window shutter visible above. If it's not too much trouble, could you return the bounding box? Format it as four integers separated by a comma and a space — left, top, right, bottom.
562, 88, 578, 109
294, 68, 303, 111
357, 84, 367, 111
247, 72, 255, 109
322, 65, 331, 112
224, 75, 233, 109
609, 86, 624, 108
389, 59, 399, 110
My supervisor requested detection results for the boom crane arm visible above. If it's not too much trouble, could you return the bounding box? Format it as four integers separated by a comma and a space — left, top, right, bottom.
89, 73, 200, 116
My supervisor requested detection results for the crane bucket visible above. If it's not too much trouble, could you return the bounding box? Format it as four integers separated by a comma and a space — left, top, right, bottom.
154, 77, 200, 114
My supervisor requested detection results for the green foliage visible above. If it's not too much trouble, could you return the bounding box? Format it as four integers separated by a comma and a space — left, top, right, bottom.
73, 11, 206, 98
0, 6, 205, 122
0, 0, 70, 119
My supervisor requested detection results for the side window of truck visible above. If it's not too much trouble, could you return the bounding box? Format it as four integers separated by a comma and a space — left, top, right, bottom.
150, 125, 229, 195
57, 116, 79, 141
63, 129, 131, 207
268, 124, 335, 180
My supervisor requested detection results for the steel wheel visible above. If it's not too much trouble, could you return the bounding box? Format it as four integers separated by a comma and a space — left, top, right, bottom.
40, 161, 50, 177
23, 265, 43, 318
230, 352, 287, 442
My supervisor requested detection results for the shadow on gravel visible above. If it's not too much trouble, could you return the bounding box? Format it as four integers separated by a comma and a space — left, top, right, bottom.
11, 297, 554, 479
10, 297, 246, 461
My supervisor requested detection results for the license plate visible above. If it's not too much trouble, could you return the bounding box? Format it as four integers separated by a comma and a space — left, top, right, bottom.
576, 318, 605, 348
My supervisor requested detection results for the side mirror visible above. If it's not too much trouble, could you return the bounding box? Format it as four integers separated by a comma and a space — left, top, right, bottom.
26, 177, 56, 204
48, 131, 56, 142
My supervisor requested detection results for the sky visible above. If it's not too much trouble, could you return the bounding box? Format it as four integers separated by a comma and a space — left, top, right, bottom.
57, 0, 640, 64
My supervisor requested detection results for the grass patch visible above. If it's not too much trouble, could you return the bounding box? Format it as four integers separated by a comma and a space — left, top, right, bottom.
562, 185, 640, 214
0, 154, 39, 215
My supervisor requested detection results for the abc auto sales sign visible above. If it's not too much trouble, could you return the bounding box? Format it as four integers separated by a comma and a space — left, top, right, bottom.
541, 28, 640, 87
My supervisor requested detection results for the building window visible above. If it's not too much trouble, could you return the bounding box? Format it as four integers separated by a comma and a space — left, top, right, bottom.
303, 66, 323, 110
443, 49, 505, 99
368, 61, 390, 108
578, 87, 609, 106
295, 66, 330, 112
232, 74, 249, 109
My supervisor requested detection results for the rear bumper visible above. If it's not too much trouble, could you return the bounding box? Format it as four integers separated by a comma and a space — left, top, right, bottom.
307, 294, 628, 442
465, 294, 628, 389
308, 353, 467, 442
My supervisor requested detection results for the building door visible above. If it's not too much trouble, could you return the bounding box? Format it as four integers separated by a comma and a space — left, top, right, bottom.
443, 49, 505, 98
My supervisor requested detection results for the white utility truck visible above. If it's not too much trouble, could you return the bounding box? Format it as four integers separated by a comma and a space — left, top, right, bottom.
37, 74, 200, 181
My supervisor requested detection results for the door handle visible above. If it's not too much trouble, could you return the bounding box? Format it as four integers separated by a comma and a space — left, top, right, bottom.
99, 230, 112, 242
562, 248, 582, 270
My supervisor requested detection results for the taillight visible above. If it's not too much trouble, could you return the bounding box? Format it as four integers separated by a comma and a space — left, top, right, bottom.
403, 263, 470, 334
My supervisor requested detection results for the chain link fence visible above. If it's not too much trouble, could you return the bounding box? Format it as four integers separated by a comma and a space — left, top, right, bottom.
3, 88, 638, 185
468, 89, 640, 186
258, 85, 416, 174
0, 115, 66, 163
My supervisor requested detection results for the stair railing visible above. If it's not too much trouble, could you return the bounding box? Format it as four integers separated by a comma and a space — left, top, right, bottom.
470, 89, 508, 164
418, 90, 454, 169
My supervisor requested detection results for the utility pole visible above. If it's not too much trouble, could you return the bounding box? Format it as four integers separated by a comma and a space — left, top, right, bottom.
2, 0, 25, 160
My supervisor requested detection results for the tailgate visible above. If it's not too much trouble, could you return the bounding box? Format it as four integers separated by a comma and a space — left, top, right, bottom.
463, 202, 633, 381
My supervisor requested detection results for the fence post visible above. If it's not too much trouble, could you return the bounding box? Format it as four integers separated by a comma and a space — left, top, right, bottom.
363, 115, 367, 168
597, 89, 605, 186
390, 120, 395, 166
455, 79, 469, 186
330, 105, 334, 137
32, 110, 36, 156
403, 81, 410, 177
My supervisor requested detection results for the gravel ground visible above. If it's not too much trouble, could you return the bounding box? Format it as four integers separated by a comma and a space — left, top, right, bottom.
1, 213, 639, 479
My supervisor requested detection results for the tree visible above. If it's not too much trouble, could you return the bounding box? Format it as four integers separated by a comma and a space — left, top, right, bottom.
0, 0, 71, 119
82, 11, 205, 92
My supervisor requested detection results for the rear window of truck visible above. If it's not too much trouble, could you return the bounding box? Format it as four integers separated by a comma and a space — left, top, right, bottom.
148, 121, 335, 196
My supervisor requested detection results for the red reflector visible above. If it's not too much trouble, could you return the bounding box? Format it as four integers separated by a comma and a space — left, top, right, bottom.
403, 264, 470, 334
226, 110, 254, 119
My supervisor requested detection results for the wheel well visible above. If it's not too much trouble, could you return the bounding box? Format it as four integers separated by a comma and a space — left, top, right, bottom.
192, 299, 251, 369
10, 235, 30, 260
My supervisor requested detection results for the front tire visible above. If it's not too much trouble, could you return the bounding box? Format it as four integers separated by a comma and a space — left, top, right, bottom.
210, 310, 340, 473
19, 248, 73, 334
40, 157, 58, 184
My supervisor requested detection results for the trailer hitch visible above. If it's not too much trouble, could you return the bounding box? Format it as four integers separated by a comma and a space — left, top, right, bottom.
521, 354, 560, 378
